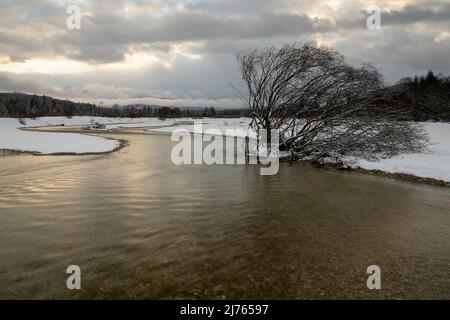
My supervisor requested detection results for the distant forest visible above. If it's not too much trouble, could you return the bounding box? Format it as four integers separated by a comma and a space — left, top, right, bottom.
1, 70, 449, 121
0, 92, 249, 118
389, 70, 450, 121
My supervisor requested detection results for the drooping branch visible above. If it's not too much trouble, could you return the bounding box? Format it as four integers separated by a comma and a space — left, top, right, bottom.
237, 42, 429, 161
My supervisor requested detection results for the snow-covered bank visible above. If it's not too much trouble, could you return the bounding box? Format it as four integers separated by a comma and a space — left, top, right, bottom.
0, 116, 252, 156
148, 118, 252, 136
347, 123, 450, 183
150, 118, 450, 183
14, 116, 180, 129
0, 118, 121, 155
1, 116, 449, 183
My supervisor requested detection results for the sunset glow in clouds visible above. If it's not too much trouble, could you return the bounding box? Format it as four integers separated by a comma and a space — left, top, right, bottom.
0, 0, 449, 107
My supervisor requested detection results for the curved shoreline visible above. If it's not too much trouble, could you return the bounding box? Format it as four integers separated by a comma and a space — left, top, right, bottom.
311, 161, 450, 188
354, 167, 450, 187
0, 139, 128, 156
2, 126, 129, 156
5, 125, 449, 188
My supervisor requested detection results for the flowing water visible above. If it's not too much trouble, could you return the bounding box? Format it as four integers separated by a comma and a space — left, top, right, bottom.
0, 133, 449, 299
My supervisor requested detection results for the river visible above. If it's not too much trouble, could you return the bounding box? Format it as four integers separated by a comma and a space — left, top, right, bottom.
0, 133, 449, 299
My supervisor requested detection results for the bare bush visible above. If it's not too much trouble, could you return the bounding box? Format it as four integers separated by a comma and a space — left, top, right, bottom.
237, 42, 429, 161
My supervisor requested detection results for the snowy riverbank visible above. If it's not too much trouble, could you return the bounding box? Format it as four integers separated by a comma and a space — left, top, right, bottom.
0, 117, 121, 155
0, 116, 208, 155
346, 123, 450, 183
1, 117, 449, 183
150, 118, 450, 183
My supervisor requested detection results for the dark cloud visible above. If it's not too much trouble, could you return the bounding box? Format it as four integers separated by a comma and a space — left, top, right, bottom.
383, 3, 450, 25
0, 0, 450, 106
336, 2, 450, 30
53, 11, 333, 63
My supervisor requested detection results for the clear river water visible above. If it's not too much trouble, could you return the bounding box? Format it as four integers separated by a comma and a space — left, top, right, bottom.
0, 133, 449, 299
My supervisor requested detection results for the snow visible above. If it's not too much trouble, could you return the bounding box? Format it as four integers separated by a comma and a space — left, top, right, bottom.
21, 116, 171, 128
1, 116, 450, 183
348, 123, 450, 182
148, 118, 252, 136
0, 116, 204, 155
106, 118, 181, 130
157, 119, 450, 182
0, 118, 120, 155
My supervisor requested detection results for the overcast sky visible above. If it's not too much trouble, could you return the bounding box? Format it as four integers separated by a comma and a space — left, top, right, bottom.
0, 0, 449, 107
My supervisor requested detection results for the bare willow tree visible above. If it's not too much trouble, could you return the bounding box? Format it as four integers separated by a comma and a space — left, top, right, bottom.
237, 42, 428, 161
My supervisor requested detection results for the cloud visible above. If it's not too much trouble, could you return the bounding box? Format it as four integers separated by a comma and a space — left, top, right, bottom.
0, 72, 48, 94
0, 0, 449, 107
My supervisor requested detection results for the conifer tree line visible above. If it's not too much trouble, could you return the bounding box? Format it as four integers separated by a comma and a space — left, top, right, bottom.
0, 93, 249, 118
1, 69, 449, 121
390, 70, 450, 121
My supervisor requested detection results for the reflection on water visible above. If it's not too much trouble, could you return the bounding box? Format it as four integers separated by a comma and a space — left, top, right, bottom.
0, 134, 449, 299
